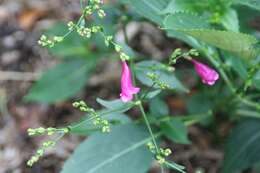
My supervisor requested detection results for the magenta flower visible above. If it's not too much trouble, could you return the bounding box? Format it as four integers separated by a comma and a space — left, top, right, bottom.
120, 61, 140, 102
192, 59, 219, 85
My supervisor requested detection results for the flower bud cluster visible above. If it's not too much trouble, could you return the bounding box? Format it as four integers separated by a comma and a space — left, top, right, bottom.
103, 35, 130, 61
146, 142, 172, 165
27, 127, 69, 136
38, 35, 63, 48
147, 72, 170, 90
88, 0, 106, 18
169, 48, 199, 65
73, 101, 110, 133
27, 140, 56, 167
38, 0, 105, 48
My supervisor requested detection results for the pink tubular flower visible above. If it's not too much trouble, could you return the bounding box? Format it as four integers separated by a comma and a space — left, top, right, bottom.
192, 59, 219, 85
120, 60, 140, 102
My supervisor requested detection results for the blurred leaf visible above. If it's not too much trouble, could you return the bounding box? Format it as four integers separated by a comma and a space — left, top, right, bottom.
160, 119, 190, 144
187, 93, 213, 114
69, 112, 131, 135
253, 71, 260, 90
221, 8, 239, 32
222, 118, 260, 173
187, 93, 214, 125
224, 53, 248, 80
25, 59, 95, 103
135, 60, 188, 93
144, 89, 161, 100
233, 0, 260, 11
61, 124, 153, 173
96, 98, 134, 113
122, 0, 171, 25
149, 97, 169, 117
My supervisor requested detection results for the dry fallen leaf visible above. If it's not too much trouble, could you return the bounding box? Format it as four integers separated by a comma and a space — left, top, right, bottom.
18, 8, 47, 30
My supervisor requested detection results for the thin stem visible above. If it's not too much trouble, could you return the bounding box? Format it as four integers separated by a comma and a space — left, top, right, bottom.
138, 103, 160, 153
68, 104, 134, 130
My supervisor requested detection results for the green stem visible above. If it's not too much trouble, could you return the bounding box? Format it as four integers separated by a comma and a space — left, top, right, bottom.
138, 102, 160, 153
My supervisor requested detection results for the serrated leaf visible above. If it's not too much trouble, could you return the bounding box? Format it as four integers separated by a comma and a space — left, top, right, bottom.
233, 0, 260, 11
164, 12, 210, 30
61, 124, 153, 173
96, 98, 134, 113
160, 119, 190, 144
222, 118, 260, 173
163, 12, 208, 48
135, 60, 188, 93
179, 29, 260, 59
25, 59, 95, 103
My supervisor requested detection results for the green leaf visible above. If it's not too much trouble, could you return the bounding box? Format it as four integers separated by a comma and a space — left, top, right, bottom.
253, 71, 260, 90
179, 29, 260, 59
222, 118, 260, 173
233, 0, 260, 11
61, 124, 153, 173
149, 97, 169, 117
221, 8, 239, 32
25, 59, 95, 103
224, 53, 248, 80
122, 0, 171, 25
163, 12, 259, 58
135, 60, 188, 93
160, 119, 190, 144
96, 98, 134, 113
144, 89, 162, 100
163, 12, 208, 48
164, 12, 211, 30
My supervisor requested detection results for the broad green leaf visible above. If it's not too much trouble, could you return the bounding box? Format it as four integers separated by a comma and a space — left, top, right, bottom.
222, 118, 260, 173
122, 0, 171, 25
135, 60, 188, 93
160, 119, 190, 144
69, 112, 131, 135
61, 124, 153, 173
96, 98, 134, 113
233, 0, 260, 11
179, 29, 260, 59
25, 59, 95, 103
